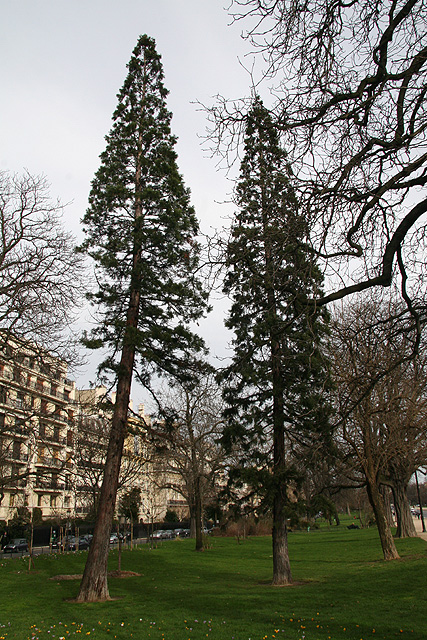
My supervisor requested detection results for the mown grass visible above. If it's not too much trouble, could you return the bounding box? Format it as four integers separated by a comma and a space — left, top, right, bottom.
0, 523, 426, 640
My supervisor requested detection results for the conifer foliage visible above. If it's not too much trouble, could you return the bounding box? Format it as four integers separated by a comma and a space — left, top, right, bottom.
77, 35, 207, 602
221, 98, 331, 585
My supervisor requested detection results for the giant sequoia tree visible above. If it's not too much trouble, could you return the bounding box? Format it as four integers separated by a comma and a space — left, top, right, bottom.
76, 35, 207, 602
221, 98, 331, 585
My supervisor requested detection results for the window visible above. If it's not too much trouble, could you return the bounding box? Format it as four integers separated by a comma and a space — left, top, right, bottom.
0, 413, 5, 428
50, 495, 57, 508
15, 417, 25, 433
12, 440, 21, 460
0, 385, 7, 404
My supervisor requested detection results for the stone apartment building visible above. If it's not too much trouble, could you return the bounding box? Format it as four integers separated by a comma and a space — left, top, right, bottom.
0, 337, 189, 525
74, 386, 189, 523
0, 336, 76, 522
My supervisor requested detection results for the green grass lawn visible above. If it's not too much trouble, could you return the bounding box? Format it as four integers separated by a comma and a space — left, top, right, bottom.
0, 524, 426, 640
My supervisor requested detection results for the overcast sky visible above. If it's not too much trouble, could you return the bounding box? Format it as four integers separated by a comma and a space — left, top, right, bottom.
0, 1, 257, 406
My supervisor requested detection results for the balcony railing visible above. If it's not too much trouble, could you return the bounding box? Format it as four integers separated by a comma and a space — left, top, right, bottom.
4, 453, 29, 463
36, 456, 64, 468
0, 371, 71, 402
4, 478, 27, 488
34, 481, 65, 491
38, 432, 66, 445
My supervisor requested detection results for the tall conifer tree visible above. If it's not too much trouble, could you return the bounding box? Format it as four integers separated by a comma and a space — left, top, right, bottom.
77, 35, 208, 602
222, 97, 331, 585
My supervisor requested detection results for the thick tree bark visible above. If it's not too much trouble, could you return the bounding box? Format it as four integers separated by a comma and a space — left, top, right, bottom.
189, 504, 196, 538
271, 338, 292, 585
76, 336, 137, 601
392, 482, 417, 538
272, 419, 292, 585
380, 485, 394, 528
272, 490, 292, 584
366, 479, 400, 560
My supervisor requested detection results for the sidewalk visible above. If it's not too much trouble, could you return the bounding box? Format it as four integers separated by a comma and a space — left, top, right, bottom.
412, 516, 427, 541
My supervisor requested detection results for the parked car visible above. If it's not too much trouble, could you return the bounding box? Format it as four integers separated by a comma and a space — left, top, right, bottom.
109, 533, 119, 544
151, 530, 164, 539
3, 538, 29, 553
51, 534, 92, 551
62, 536, 78, 551
162, 529, 176, 539
77, 535, 92, 550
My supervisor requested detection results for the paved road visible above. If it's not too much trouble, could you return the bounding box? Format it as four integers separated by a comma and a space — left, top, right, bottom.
1, 537, 149, 560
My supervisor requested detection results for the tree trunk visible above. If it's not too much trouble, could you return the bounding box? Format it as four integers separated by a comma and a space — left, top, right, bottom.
392, 482, 417, 538
380, 484, 394, 527
189, 509, 196, 539
75, 367, 131, 601
271, 338, 292, 585
76, 274, 141, 601
366, 479, 400, 560
187, 391, 204, 552
194, 475, 203, 551
272, 488, 292, 585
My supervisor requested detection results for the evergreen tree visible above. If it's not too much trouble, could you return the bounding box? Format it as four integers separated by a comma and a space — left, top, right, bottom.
76, 35, 208, 602
221, 97, 331, 585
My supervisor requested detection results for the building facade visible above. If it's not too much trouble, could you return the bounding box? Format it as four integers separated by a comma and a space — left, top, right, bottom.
0, 337, 189, 525
0, 337, 76, 522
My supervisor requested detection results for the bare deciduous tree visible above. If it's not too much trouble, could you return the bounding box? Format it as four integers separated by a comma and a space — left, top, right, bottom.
154, 374, 226, 551
0, 172, 82, 517
74, 390, 150, 520
0, 170, 83, 360
330, 296, 427, 557
207, 1, 427, 314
